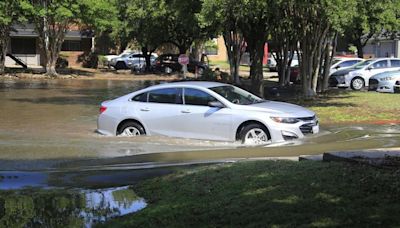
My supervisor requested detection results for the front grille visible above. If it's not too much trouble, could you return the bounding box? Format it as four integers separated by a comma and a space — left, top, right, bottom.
368, 79, 379, 91
300, 124, 314, 134
329, 77, 338, 87
297, 116, 315, 121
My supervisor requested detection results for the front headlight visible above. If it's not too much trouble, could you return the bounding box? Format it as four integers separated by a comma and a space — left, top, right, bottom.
380, 77, 393, 81
271, 117, 299, 124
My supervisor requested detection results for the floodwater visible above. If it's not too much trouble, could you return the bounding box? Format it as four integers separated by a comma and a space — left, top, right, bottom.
1, 78, 399, 227
0, 78, 399, 171
0, 182, 146, 227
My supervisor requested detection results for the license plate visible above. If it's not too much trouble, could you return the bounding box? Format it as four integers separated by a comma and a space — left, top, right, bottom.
312, 125, 319, 134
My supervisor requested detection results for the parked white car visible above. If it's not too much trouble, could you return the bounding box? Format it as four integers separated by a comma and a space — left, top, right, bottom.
110, 53, 157, 70
329, 58, 400, 90
368, 70, 400, 93
329, 57, 363, 75
267, 53, 299, 71
97, 81, 319, 145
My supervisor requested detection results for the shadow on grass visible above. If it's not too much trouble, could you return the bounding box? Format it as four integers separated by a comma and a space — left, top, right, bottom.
103, 160, 400, 227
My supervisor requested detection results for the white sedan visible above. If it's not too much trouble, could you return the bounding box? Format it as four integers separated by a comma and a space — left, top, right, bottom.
369, 70, 400, 93
97, 81, 319, 145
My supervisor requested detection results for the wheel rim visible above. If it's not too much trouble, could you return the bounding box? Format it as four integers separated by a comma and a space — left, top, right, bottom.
244, 128, 269, 145
198, 68, 204, 75
352, 79, 364, 90
120, 127, 141, 136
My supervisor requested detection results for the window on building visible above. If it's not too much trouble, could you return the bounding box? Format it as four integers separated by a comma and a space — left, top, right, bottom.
61, 40, 82, 51
11, 38, 36, 54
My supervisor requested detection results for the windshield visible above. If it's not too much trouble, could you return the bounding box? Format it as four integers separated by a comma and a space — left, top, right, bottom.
332, 59, 342, 65
210, 86, 264, 105
353, 60, 372, 69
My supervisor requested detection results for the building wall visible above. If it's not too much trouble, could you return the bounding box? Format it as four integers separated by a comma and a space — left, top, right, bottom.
208, 36, 228, 62
5, 37, 41, 67
363, 40, 400, 59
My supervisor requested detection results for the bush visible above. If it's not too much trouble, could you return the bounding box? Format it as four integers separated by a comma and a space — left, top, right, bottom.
56, 57, 69, 69
78, 51, 99, 69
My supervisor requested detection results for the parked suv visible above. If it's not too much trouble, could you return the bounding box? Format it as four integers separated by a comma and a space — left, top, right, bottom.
110, 53, 157, 70
154, 54, 208, 74
329, 58, 400, 90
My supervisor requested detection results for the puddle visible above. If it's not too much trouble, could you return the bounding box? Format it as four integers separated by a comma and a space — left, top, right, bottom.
0, 184, 146, 227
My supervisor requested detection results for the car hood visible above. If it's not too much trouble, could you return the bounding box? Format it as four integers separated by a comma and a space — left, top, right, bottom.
331, 68, 357, 76
234, 101, 315, 117
371, 71, 400, 80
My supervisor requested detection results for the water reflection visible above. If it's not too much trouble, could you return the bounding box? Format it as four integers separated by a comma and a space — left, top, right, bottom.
0, 186, 145, 228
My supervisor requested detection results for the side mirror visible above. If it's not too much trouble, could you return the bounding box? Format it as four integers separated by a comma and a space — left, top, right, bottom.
367, 66, 373, 70
208, 101, 225, 108
335, 65, 341, 69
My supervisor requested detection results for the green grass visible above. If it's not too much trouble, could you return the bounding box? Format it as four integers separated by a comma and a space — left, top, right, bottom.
101, 160, 400, 227
208, 60, 251, 72
292, 91, 400, 124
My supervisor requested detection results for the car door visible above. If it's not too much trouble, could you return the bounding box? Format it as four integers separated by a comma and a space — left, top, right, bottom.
129, 88, 185, 137
364, 60, 390, 82
179, 88, 232, 141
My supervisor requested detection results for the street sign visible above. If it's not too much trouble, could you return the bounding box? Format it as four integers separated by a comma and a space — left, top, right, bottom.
178, 54, 189, 65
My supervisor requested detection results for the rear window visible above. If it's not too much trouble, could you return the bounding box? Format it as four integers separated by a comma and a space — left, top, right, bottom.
132, 93, 147, 102
148, 88, 182, 104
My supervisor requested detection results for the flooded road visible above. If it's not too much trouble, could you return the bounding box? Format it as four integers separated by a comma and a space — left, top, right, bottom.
0, 78, 400, 170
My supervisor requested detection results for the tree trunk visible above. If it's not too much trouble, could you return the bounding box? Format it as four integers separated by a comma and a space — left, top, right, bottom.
249, 40, 265, 96
141, 46, 154, 72
223, 31, 244, 85
0, 34, 8, 75
321, 33, 337, 92
354, 38, 364, 58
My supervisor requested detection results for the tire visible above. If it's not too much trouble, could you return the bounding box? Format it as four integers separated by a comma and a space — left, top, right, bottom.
351, 77, 364, 90
239, 123, 270, 145
117, 121, 145, 137
115, 61, 126, 70
198, 67, 204, 75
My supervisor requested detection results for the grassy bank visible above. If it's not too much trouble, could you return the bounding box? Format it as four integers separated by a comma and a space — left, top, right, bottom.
101, 160, 400, 227
300, 91, 400, 124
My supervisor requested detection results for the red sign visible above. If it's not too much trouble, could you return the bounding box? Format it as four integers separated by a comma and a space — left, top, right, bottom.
178, 54, 189, 65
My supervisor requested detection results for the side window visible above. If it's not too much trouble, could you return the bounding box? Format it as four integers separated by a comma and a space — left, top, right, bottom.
148, 88, 182, 104
372, 60, 388, 69
338, 60, 359, 68
132, 93, 147, 102
391, 60, 400, 67
184, 88, 217, 106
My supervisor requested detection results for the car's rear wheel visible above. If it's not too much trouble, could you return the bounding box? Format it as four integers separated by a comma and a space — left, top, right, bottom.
239, 123, 270, 145
117, 121, 145, 137
115, 61, 126, 70
351, 77, 364, 90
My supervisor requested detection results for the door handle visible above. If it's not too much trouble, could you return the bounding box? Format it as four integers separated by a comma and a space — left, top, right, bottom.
181, 110, 191, 113
140, 108, 150, 112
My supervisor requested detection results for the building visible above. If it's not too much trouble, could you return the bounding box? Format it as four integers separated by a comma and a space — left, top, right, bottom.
5, 24, 94, 68
363, 38, 400, 59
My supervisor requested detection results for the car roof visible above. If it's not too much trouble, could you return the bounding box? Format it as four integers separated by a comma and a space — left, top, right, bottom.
147, 81, 228, 90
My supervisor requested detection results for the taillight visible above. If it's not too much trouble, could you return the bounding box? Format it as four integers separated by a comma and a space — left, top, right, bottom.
99, 106, 107, 114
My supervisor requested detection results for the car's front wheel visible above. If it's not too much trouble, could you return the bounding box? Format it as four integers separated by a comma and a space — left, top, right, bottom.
117, 121, 145, 137
351, 77, 365, 90
239, 123, 270, 145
